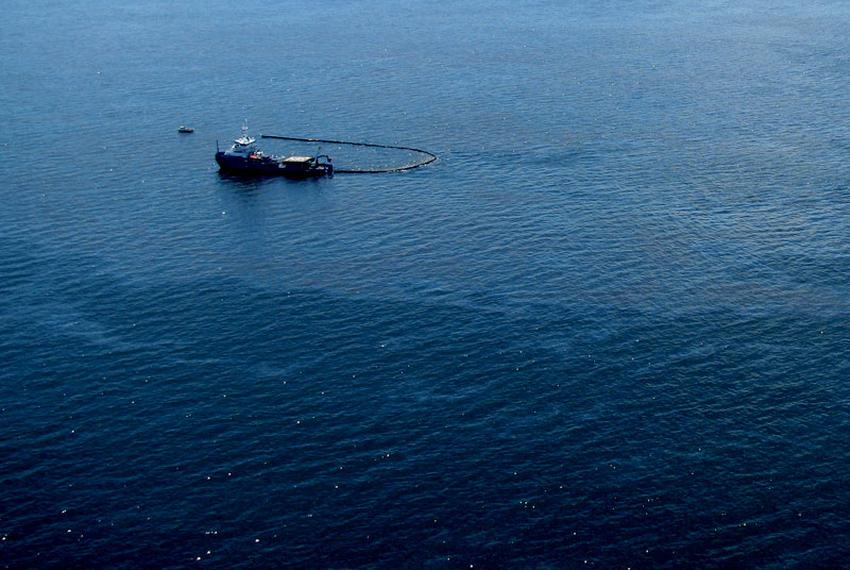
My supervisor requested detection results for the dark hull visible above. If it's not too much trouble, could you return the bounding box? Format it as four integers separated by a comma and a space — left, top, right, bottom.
215, 152, 330, 179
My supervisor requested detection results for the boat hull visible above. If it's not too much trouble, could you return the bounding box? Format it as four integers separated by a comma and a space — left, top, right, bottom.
215, 152, 330, 178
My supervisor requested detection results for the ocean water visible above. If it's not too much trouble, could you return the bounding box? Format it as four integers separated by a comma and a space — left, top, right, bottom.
2, 0, 850, 567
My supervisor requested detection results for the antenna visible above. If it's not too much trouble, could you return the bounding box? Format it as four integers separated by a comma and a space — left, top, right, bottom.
241, 119, 249, 138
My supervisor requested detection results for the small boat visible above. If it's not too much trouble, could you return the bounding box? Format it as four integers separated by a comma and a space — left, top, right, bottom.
177, 126, 194, 133
215, 122, 333, 178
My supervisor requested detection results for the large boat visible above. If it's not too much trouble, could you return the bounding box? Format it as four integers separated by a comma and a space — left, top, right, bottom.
215, 122, 333, 178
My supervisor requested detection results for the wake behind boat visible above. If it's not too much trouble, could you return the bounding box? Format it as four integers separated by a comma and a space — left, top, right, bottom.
215, 122, 333, 178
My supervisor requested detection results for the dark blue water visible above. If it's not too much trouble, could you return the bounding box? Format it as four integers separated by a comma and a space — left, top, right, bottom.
3, 0, 850, 567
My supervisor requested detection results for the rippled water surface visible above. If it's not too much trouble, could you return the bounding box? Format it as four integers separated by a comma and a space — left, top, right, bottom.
2, 0, 850, 567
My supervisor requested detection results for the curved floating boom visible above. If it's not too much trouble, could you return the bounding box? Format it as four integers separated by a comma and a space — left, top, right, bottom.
260, 134, 437, 174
